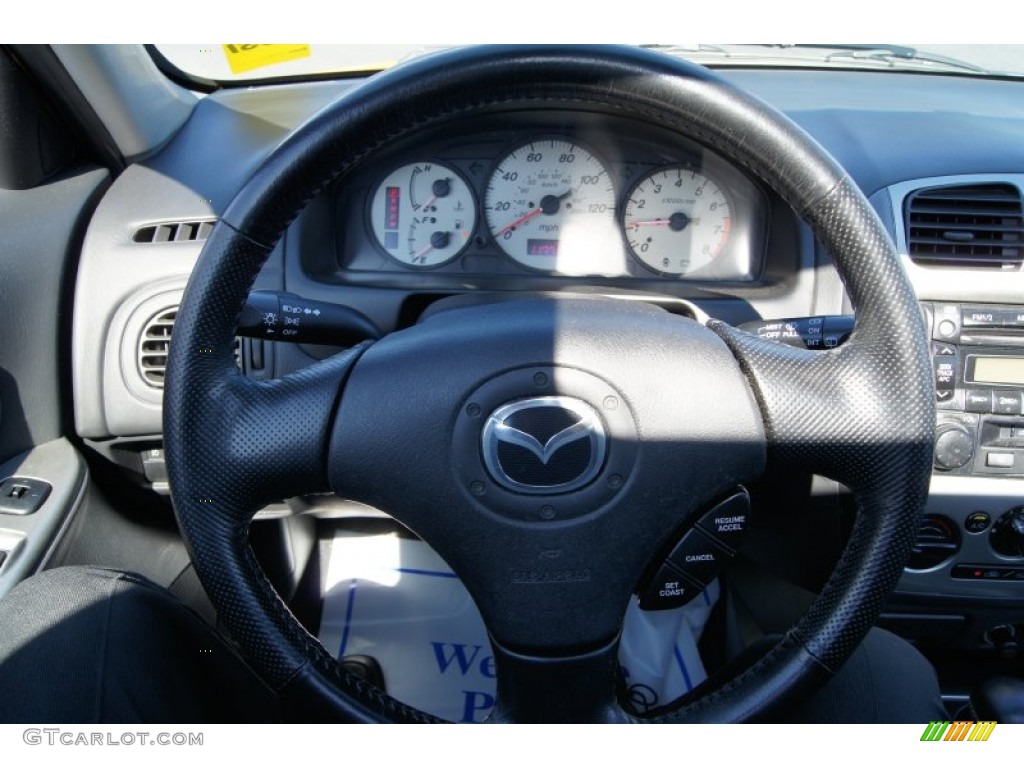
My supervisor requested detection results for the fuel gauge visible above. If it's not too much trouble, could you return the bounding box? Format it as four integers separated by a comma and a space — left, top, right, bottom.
369, 162, 477, 267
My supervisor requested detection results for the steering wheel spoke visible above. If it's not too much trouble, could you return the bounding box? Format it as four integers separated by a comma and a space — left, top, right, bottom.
706, 329, 880, 483
166, 347, 367, 520
708, 175, 935, 497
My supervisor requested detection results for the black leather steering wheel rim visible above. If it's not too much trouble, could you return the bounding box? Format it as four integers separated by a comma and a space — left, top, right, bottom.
163, 44, 935, 723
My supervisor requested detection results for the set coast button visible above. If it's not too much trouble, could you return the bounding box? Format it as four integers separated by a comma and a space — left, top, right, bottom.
638, 564, 703, 610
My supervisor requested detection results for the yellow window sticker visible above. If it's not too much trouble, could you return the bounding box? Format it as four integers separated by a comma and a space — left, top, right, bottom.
222, 44, 311, 75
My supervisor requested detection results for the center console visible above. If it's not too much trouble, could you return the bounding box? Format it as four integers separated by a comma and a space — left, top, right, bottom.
892, 302, 1024, 657
924, 302, 1024, 477
742, 303, 1024, 654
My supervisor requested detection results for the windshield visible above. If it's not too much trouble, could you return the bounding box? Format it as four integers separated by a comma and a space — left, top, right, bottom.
153, 44, 1024, 85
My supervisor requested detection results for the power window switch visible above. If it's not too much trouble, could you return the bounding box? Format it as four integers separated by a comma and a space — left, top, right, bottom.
0, 477, 50, 515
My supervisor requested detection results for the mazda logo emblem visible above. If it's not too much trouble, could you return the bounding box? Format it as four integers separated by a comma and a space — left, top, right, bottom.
482, 397, 607, 494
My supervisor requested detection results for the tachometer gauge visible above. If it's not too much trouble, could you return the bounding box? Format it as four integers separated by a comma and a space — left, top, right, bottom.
623, 166, 732, 276
485, 139, 618, 272
369, 162, 476, 268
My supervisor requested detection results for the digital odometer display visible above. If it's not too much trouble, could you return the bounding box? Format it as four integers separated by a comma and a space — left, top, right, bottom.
969, 356, 1024, 386
527, 238, 559, 257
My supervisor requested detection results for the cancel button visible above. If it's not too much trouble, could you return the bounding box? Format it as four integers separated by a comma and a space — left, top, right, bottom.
665, 529, 729, 586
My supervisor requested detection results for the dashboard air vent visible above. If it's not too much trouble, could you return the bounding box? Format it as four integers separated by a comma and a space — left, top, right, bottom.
137, 308, 244, 389
133, 220, 216, 244
906, 514, 961, 571
905, 184, 1023, 268
138, 308, 176, 388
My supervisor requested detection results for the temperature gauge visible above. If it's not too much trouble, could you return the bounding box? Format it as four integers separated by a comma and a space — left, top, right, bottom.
369, 162, 476, 268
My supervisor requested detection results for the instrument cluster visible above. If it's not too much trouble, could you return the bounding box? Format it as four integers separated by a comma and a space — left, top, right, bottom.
336, 113, 768, 283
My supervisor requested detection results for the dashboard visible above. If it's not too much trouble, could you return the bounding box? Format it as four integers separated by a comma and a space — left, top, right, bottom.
331, 112, 766, 282
68, 62, 1024, 662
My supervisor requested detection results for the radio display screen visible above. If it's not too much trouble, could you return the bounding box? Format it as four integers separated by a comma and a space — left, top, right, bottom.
968, 356, 1024, 386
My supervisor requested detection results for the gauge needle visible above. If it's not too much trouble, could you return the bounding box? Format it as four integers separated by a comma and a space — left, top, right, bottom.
495, 189, 573, 237
413, 231, 451, 261
494, 207, 543, 238
415, 178, 451, 211
629, 217, 702, 228
628, 219, 672, 228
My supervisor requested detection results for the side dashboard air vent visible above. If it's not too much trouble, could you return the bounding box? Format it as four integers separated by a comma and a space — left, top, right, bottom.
905, 184, 1023, 268
138, 308, 176, 388
133, 219, 216, 244
906, 514, 961, 571
137, 308, 243, 389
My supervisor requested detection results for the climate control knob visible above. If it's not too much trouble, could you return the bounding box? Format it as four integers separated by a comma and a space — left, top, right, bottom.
991, 507, 1024, 558
933, 424, 975, 471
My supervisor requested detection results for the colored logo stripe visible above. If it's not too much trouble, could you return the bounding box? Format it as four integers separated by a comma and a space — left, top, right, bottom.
969, 721, 997, 741
920, 721, 996, 742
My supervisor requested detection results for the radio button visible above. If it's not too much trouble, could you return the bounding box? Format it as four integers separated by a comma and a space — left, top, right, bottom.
962, 307, 1001, 327
986, 452, 1016, 469
993, 391, 1023, 416
934, 358, 957, 389
933, 343, 957, 356
965, 390, 993, 413
997, 309, 1024, 329
934, 304, 961, 341
936, 389, 955, 403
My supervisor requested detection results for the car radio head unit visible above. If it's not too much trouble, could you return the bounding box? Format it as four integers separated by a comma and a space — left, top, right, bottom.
924, 302, 1024, 477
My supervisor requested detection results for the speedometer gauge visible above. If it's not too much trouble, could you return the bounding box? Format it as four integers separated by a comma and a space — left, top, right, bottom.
369, 161, 476, 268
623, 166, 732, 276
484, 139, 618, 272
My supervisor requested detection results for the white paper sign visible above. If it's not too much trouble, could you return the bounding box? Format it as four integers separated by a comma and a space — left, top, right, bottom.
318, 530, 718, 721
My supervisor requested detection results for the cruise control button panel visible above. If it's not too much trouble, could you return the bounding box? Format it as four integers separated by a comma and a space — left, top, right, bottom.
637, 488, 751, 611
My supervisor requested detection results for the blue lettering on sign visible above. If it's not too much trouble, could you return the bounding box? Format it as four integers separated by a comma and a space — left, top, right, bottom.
431, 642, 483, 675
461, 690, 495, 723
430, 642, 497, 678
431, 642, 498, 721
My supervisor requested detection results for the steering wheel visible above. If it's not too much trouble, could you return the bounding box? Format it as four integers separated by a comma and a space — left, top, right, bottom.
163, 45, 934, 723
